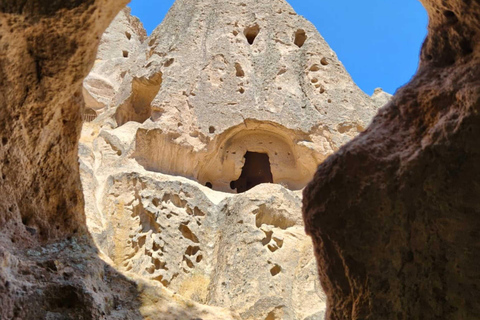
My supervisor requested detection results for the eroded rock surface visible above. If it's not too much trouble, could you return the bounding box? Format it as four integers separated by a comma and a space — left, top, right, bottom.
77, 0, 385, 318
84, 0, 382, 194
303, 0, 480, 319
0, 1, 238, 319
4, 0, 469, 318
0, 1, 131, 319
80, 109, 328, 319
83, 7, 146, 118
79, 0, 389, 318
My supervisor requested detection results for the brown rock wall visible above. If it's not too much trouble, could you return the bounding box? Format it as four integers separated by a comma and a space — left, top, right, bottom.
303, 0, 480, 319
0, 0, 127, 243
1, 0, 479, 319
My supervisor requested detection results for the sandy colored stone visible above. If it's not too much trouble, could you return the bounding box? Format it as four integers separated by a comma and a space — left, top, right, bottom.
3, 0, 477, 319
303, 0, 480, 319
77, 1, 372, 318
79, 119, 327, 319
83, 7, 146, 116
0, 1, 238, 319
83, 0, 382, 194
371, 87, 393, 109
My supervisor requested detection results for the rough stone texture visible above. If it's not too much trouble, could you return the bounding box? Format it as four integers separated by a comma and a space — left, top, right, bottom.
0, 1, 238, 319
5, 0, 476, 319
83, 0, 382, 194
83, 7, 146, 116
371, 87, 393, 109
303, 0, 480, 319
79, 120, 327, 319
77, 1, 386, 318
0, 1, 132, 318
0, 0, 126, 244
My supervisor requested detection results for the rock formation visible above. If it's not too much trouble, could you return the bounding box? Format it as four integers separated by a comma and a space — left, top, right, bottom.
0, 1, 151, 319
78, 0, 391, 318
303, 0, 480, 319
2, 0, 477, 319
83, 8, 146, 118
83, 0, 381, 192
371, 87, 393, 109
0, 2, 236, 319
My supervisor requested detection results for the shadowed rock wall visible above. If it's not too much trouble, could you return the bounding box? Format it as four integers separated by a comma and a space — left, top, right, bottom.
0, 2, 242, 319
1, 0, 478, 319
303, 0, 480, 319
0, 0, 128, 243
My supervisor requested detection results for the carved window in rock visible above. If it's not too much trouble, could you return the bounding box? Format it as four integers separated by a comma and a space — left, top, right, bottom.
83, 108, 98, 122
231, 152, 273, 193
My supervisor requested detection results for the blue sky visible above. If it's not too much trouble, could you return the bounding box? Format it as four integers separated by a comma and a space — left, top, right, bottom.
129, 0, 428, 95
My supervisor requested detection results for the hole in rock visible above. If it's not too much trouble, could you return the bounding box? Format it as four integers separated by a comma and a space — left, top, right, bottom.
205, 182, 213, 189
235, 63, 245, 77
261, 230, 273, 246
185, 245, 200, 256
179, 224, 199, 243
294, 29, 307, 47
125, 31, 131, 40
320, 57, 329, 66
184, 256, 194, 268
232, 152, 273, 193
123, 50, 129, 58
164, 58, 174, 67
209, 126, 216, 134
443, 10, 456, 19
244, 24, 260, 45
267, 244, 278, 252
115, 72, 162, 126
83, 108, 97, 122
264, 308, 284, 320
46, 285, 82, 311
270, 264, 281, 276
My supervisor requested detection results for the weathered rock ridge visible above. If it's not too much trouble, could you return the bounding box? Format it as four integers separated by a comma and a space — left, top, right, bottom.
77, 0, 393, 318
0, 1, 237, 319
80, 1, 379, 317
303, 0, 480, 319
83, 0, 384, 194
2, 0, 477, 319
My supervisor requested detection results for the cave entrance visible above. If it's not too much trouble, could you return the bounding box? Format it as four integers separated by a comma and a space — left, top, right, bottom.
231, 152, 273, 193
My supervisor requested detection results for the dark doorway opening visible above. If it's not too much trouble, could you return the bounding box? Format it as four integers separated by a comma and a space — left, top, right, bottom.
231, 152, 273, 193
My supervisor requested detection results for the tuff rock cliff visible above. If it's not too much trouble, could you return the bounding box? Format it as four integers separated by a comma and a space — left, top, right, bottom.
3, 0, 476, 319
79, 1, 386, 319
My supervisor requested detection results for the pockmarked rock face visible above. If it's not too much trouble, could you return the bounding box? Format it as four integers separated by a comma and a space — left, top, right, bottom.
303, 0, 480, 319
0, 1, 239, 319
0, 0, 140, 319
79, 0, 386, 318
80, 126, 327, 319
83, 7, 146, 117
80, 1, 347, 317
3, 0, 475, 319
84, 0, 382, 193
